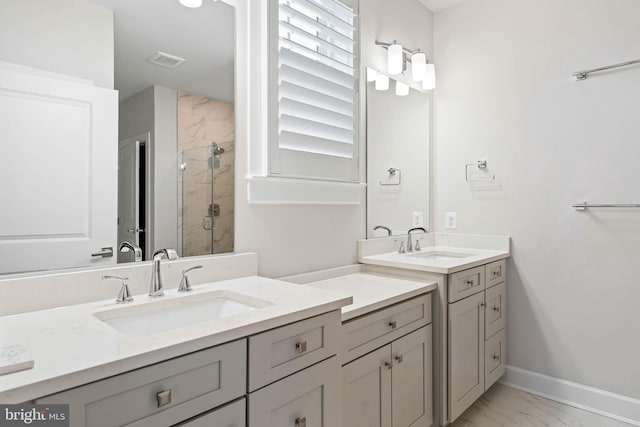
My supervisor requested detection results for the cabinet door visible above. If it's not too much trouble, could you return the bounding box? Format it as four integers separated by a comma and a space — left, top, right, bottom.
391, 325, 433, 427
484, 328, 506, 391
448, 292, 485, 422
485, 281, 506, 339
342, 345, 392, 427
249, 357, 340, 427
176, 398, 245, 427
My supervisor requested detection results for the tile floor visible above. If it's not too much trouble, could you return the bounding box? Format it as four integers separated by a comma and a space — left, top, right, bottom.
450, 384, 634, 427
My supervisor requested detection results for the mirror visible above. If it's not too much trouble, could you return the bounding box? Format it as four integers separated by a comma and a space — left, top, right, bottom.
366, 79, 430, 237
0, 0, 235, 273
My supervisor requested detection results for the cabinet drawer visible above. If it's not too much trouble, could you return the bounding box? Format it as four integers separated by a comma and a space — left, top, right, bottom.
37, 339, 246, 427
485, 328, 506, 391
448, 265, 485, 303
486, 259, 506, 289
485, 281, 506, 339
177, 398, 245, 427
248, 310, 340, 391
342, 294, 431, 364
248, 356, 340, 427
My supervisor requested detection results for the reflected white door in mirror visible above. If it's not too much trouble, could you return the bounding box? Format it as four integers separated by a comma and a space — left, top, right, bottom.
0, 66, 118, 274
0, 0, 236, 274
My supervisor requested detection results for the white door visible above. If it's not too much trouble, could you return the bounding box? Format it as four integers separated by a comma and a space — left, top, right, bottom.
0, 68, 117, 273
117, 136, 142, 262
391, 326, 433, 427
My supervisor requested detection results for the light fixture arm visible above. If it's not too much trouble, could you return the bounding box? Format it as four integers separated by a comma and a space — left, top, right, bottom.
375, 40, 432, 63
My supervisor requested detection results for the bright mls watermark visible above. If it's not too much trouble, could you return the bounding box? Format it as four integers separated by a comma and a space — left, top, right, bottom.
0, 405, 69, 426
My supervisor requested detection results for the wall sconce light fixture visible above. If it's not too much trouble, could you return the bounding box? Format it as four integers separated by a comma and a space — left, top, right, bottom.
374, 40, 436, 91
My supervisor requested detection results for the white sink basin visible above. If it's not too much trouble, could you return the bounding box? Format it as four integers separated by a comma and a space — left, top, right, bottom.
94, 290, 271, 337
407, 250, 475, 261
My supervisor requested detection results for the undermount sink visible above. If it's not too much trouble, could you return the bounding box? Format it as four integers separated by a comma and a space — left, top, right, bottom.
406, 250, 476, 261
94, 290, 271, 337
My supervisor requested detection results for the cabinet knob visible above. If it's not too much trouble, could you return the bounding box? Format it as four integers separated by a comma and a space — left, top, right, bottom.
394, 354, 404, 364
493, 354, 500, 362
480, 302, 486, 307
295, 417, 306, 427
156, 390, 172, 408
493, 306, 500, 312
388, 320, 397, 329
384, 361, 393, 370
466, 279, 474, 286
493, 270, 500, 277
295, 340, 308, 353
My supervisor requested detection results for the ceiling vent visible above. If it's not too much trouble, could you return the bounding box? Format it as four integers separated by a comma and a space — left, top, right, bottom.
146, 51, 186, 69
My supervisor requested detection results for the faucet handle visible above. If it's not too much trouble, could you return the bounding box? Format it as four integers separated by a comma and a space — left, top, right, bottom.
102, 275, 133, 304
397, 241, 406, 254
415, 238, 423, 251
178, 265, 203, 292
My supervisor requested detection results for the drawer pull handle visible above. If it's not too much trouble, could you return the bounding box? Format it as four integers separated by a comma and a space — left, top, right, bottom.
493, 306, 501, 312
156, 390, 172, 408
295, 341, 308, 353
493, 270, 501, 277
394, 354, 403, 364
384, 361, 393, 370
295, 416, 306, 427
493, 354, 500, 362
388, 320, 397, 329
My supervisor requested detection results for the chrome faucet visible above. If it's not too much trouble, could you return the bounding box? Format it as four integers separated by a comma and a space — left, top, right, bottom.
373, 225, 392, 236
149, 248, 179, 297
407, 227, 427, 252
119, 241, 142, 262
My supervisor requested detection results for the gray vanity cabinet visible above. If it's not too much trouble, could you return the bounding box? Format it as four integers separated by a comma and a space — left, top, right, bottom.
36, 339, 246, 427
177, 398, 245, 427
246, 310, 342, 427
341, 294, 433, 427
448, 260, 507, 421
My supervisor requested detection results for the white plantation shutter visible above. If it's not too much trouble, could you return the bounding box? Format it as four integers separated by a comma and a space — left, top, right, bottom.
270, 0, 359, 181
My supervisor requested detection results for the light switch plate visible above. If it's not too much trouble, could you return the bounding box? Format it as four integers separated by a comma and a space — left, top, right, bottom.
445, 212, 457, 229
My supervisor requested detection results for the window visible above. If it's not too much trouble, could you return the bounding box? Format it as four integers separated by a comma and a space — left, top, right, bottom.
269, 0, 359, 182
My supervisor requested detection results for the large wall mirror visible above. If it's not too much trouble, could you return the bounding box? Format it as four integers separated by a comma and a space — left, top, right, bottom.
366, 79, 431, 237
0, 0, 235, 274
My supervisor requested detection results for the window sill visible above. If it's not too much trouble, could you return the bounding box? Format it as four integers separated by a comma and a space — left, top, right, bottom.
246, 176, 365, 205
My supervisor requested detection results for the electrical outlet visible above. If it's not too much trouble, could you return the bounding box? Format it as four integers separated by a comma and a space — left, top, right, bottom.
412, 211, 424, 227
445, 212, 457, 229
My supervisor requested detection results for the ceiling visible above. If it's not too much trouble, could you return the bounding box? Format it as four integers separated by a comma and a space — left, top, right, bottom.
418, 0, 465, 12
87, 0, 235, 102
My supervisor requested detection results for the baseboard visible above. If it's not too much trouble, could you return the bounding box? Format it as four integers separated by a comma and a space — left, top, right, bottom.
500, 365, 640, 426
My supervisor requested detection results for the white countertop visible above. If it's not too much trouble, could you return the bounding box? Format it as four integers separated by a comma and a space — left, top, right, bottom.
0, 276, 352, 403
359, 246, 510, 274
305, 273, 437, 321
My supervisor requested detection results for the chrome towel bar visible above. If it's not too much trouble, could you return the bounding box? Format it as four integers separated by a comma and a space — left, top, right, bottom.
573, 202, 640, 211
573, 58, 640, 81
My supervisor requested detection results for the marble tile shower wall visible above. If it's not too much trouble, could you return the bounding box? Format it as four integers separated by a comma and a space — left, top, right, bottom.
177, 91, 235, 256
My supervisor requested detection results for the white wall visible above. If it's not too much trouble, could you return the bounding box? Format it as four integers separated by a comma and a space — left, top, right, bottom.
235, 0, 433, 278
0, 0, 113, 88
433, 0, 640, 400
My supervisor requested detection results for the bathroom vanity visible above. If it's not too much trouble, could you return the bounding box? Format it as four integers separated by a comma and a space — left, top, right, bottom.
357, 233, 510, 424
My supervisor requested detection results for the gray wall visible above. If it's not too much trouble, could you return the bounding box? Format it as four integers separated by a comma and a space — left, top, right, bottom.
119, 86, 178, 254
